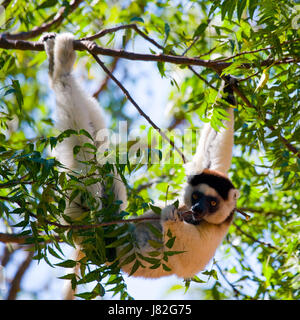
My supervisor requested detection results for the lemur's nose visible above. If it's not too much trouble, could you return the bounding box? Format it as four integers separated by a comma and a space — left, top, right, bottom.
191, 199, 205, 213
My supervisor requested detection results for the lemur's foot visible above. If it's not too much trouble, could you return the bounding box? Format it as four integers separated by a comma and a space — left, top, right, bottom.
41, 33, 56, 76
41, 32, 56, 53
82, 40, 96, 51
161, 205, 181, 222
40, 32, 56, 42
42, 33, 76, 78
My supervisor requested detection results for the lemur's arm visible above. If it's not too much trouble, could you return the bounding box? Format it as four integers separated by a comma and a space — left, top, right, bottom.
186, 79, 236, 177
121, 79, 238, 279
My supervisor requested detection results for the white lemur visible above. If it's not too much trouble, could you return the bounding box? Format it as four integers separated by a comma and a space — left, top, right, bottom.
42, 33, 239, 279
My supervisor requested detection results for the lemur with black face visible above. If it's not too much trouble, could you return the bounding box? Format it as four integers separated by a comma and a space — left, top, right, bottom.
42, 33, 239, 279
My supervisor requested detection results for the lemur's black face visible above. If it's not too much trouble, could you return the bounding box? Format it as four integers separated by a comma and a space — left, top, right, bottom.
183, 170, 239, 225
190, 190, 219, 218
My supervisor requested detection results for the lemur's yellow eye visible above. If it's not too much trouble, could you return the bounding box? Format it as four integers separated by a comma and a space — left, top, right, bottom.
211, 201, 217, 206
192, 193, 199, 200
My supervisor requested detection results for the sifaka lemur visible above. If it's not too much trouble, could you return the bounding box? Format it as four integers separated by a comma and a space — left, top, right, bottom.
42, 33, 239, 279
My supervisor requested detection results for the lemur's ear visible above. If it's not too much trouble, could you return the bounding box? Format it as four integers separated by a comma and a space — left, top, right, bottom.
229, 189, 240, 201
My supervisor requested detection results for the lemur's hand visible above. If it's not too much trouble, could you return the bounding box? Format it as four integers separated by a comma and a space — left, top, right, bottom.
40, 32, 56, 42
40, 33, 56, 53
41, 33, 57, 76
161, 205, 181, 222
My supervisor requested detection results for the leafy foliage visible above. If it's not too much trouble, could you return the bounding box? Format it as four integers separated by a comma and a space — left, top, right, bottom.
0, 0, 299, 300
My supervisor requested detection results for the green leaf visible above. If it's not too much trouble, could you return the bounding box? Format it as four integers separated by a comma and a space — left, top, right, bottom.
11, 80, 23, 111
55, 259, 77, 268
145, 222, 162, 239
130, 17, 144, 23
104, 224, 128, 238
77, 270, 100, 284
148, 239, 163, 249
237, 0, 247, 22
164, 250, 185, 256
150, 263, 161, 269
48, 246, 63, 260
191, 275, 205, 283
129, 260, 141, 276
116, 243, 133, 259
74, 292, 94, 300
164, 23, 170, 38
79, 129, 94, 141
165, 236, 176, 249
162, 263, 172, 272
69, 189, 80, 204
149, 204, 162, 214
105, 234, 131, 248
137, 253, 160, 265
157, 61, 165, 78
147, 251, 161, 257
92, 283, 105, 297
73, 145, 81, 156
193, 22, 208, 37
172, 199, 179, 209
58, 273, 76, 280
37, 0, 58, 9
202, 269, 218, 280
119, 253, 136, 267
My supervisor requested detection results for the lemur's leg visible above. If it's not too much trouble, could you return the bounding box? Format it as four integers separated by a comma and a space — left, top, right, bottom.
41, 33, 127, 213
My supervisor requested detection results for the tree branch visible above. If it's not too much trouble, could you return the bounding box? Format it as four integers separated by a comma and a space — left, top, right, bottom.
92, 37, 130, 99
92, 54, 121, 98
233, 223, 278, 250
0, 215, 161, 245
0, 37, 227, 71
6, 250, 34, 300
215, 263, 248, 299
85, 43, 187, 163
1, 0, 83, 40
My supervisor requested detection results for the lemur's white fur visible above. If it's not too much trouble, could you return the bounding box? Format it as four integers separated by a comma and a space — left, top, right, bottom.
44, 33, 127, 218
43, 33, 238, 279
186, 107, 234, 177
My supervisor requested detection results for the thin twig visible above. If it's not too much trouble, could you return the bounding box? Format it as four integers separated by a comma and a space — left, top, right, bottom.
0, 214, 161, 246
235, 208, 251, 221
213, 38, 300, 62
84, 43, 186, 163
82, 23, 164, 51
238, 71, 260, 83
233, 223, 278, 250
1, 0, 83, 40
92, 38, 130, 98
188, 66, 218, 91
215, 263, 247, 298
43, 215, 161, 230
0, 232, 61, 245
182, 35, 200, 56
